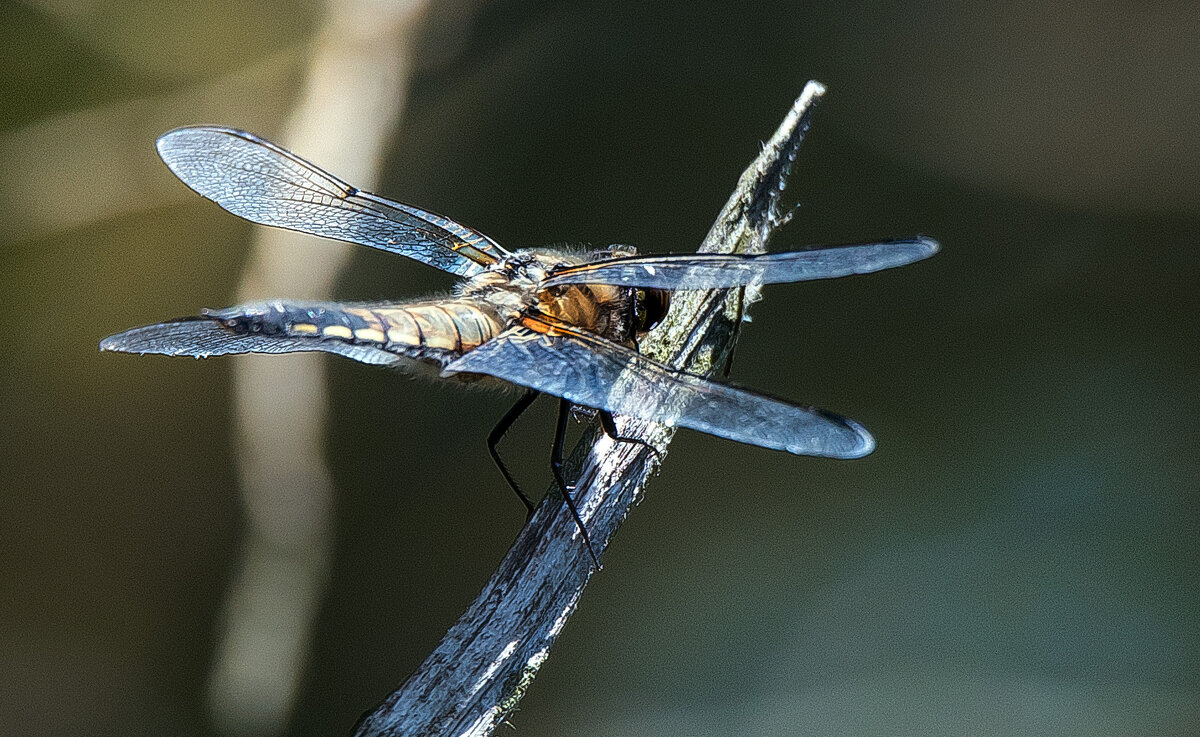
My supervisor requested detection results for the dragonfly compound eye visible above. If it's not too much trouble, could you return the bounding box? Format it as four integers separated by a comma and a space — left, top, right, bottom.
636, 288, 671, 333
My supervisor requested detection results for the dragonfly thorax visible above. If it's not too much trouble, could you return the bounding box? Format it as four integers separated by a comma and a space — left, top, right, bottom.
458, 247, 644, 345
459, 250, 567, 321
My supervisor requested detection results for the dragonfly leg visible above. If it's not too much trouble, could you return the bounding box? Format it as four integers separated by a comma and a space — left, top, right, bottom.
551, 397, 601, 568
487, 389, 539, 517
597, 409, 663, 467
722, 287, 746, 379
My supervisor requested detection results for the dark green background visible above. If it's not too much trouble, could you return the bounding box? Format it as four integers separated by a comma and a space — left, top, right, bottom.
3, 1, 1197, 735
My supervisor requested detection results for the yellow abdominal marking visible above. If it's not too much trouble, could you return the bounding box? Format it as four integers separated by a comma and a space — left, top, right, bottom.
386, 326, 417, 345
409, 308, 458, 350
321, 325, 354, 340
354, 327, 387, 344
291, 323, 319, 335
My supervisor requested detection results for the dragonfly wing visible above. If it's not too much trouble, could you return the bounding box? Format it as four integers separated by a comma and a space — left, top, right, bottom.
156, 126, 505, 276
540, 237, 938, 290
100, 316, 401, 365
443, 318, 874, 458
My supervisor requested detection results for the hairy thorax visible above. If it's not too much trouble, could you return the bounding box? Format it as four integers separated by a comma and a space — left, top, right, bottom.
464, 248, 640, 347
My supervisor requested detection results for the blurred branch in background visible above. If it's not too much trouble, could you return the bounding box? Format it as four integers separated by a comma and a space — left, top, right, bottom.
354, 82, 827, 737
210, 1, 431, 735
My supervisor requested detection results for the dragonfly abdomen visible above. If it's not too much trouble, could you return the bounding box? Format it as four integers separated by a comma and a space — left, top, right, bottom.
203, 300, 503, 365
369, 302, 503, 355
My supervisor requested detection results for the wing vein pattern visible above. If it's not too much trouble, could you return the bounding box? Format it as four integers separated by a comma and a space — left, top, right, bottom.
444, 320, 874, 458
98, 317, 403, 365
540, 237, 938, 289
156, 126, 505, 276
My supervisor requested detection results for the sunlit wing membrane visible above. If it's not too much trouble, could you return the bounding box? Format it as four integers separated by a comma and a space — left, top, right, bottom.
100, 317, 401, 365
443, 318, 875, 458
540, 237, 938, 290
156, 126, 506, 277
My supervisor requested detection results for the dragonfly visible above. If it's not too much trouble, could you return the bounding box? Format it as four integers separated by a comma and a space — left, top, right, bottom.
101, 126, 938, 565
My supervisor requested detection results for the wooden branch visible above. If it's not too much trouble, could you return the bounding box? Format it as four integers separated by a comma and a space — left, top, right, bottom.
353, 80, 828, 737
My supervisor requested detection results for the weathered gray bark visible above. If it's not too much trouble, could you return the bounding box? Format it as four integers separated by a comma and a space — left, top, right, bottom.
353, 80, 828, 737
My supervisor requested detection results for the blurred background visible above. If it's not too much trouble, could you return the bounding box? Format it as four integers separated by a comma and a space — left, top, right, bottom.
2, 1, 1197, 735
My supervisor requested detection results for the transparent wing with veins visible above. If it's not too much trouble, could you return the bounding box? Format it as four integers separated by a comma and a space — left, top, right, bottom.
541, 237, 938, 290
443, 317, 875, 459
99, 316, 402, 365
156, 126, 506, 277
